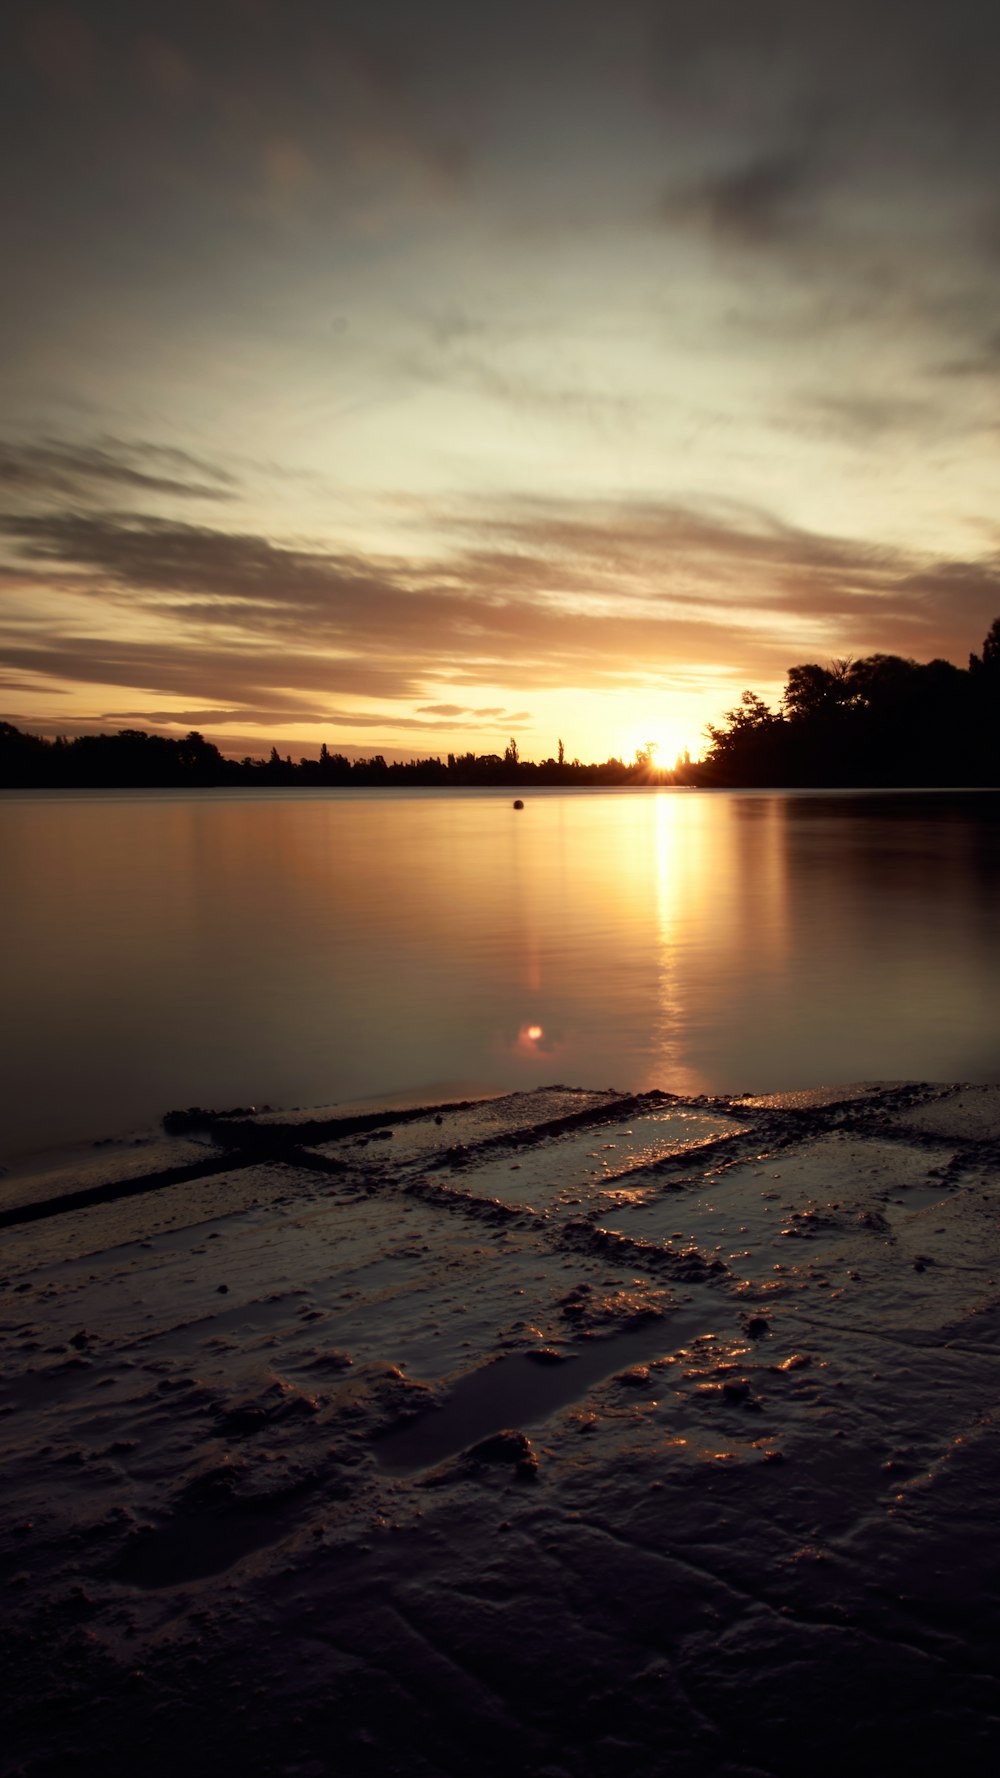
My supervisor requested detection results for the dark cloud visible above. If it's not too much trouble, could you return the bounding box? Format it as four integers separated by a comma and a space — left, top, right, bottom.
0, 512, 400, 623
0, 635, 423, 709
0, 437, 237, 505
0, 669, 65, 695
648, 1, 1000, 144
935, 326, 1000, 380
642, 0, 1000, 365
666, 148, 824, 248
476, 497, 901, 590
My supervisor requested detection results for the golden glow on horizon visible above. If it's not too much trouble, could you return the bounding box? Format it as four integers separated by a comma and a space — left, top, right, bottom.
618, 723, 698, 770
2, 660, 749, 772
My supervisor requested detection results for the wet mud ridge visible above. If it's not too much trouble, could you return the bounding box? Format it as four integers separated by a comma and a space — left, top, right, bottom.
3, 1081, 1000, 1777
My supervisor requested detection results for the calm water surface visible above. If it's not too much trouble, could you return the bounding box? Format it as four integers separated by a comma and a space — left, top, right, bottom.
2, 786, 999, 1165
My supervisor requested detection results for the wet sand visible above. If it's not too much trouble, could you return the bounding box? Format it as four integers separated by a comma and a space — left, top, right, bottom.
2, 1082, 1000, 1776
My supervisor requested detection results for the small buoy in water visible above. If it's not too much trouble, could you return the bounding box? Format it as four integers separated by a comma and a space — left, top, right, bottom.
513, 799, 524, 809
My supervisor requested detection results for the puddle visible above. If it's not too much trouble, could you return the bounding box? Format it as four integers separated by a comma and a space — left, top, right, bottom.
116, 1502, 297, 1588
602, 1137, 958, 1276
424, 1112, 746, 1210
735, 1136, 954, 1198
602, 1183, 793, 1280
304, 1090, 615, 1167
734, 1084, 887, 1110
0, 1133, 213, 1215
880, 1179, 958, 1234
375, 1309, 703, 1475
885, 1181, 956, 1212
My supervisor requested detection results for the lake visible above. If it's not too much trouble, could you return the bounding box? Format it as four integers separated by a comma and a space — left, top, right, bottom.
2, 786, 999, 1167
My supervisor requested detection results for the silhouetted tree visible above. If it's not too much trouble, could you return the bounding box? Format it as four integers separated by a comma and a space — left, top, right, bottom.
704, 691, 787, 784
176, 730, 224, 783
968, 617, 1000, 783
970, 617, 1000, 679
703, 620, 1000, 786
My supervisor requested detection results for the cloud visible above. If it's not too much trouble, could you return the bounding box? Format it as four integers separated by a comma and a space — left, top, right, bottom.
0, 437, 238, 506
108, 706, 331, 729
402, 339, 639, 431
416, 703, 529, 720
3, 464, 999, 743
665, 148, 825, 248
780, 391, 943, 445
2, 491, 994, 652
647, 1, 1000, 145
643, 0, 1000, 372
0, 669, 66, 696
935, 325, 1000, 380
0, 635, 421, 708
102, 701, 531, 735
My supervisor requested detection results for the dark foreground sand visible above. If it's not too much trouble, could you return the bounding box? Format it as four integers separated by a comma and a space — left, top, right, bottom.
2, 1082, 1000, 1778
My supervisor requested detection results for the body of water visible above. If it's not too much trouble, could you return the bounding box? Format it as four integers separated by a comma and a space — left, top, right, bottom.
2, 786, 999, 1166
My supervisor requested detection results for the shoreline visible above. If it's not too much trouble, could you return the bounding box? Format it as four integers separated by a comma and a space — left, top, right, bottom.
3, 1081, 1000, 1775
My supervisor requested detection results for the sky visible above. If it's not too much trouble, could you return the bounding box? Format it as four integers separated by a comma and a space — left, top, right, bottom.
2, 0, 1000, 767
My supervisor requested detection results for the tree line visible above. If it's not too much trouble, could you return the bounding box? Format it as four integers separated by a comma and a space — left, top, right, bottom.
701, 617, 1000, 787
1, 618, 997, 789
0, 724, 651, 789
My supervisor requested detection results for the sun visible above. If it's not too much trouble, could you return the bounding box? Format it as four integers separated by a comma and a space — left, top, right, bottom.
623, 727, 693, 771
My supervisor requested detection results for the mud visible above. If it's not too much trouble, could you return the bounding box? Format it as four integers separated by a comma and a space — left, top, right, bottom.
2, 1082, 1000, 1776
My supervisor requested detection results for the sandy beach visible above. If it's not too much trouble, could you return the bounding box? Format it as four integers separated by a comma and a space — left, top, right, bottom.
3, 1081, 1000, 1777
